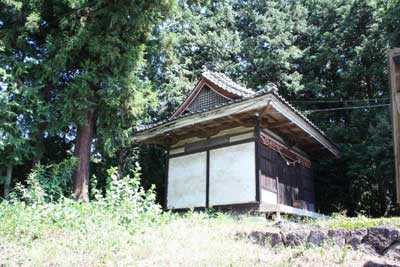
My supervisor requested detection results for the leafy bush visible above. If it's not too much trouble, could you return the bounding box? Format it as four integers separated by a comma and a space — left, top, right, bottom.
11, 157, 77, 203
0, 165, 169, 244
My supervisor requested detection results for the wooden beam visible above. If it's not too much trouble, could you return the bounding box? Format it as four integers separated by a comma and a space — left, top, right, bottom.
389, 48, 400, 203
268, 121, 294, 129
135, 93, 339, 158
259, 101, 272, 118
255, 119, 260, 202
206, 148, 210, 208
228, 115, 255, 127
191, 124, 213, 138
165, 132, 179, 145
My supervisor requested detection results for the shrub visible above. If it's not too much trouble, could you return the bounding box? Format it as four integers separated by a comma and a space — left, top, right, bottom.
11, 157, 77, 203
0, 164, 169, 244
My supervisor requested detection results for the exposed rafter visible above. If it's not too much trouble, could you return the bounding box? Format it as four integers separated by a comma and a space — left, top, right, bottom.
134, 71, 340, 159
268, 121, 294, 129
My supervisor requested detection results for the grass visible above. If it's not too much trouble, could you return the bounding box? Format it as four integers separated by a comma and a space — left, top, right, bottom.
1, 170, 399, 266
326, 215, 400, 230
307, 213, 400, 230
1, 204, 399, 267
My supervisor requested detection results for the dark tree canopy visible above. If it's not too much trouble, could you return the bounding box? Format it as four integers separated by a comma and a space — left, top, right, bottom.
1, 0, 174, 200
1, 0, 399, 216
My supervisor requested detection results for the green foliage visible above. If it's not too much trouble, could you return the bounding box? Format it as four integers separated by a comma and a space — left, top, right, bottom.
235, 0, 307, 92
295, 0, 395, 216
384, 0, 400, 46
11, 157, 78, 203
0, 0, 399, 216
0, 166, 167, 244
146, 0, 307, 116
2, 204, 396, 266
0, 0, 176, 199
0, 81, 38, 165
320, 213, 400, 230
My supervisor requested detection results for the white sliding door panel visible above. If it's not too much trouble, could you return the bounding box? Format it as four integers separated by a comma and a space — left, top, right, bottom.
167, 152, 207, 209
209, 142, 256, 206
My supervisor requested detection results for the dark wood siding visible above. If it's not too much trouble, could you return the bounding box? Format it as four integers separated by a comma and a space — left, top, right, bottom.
258, 144, 314, 207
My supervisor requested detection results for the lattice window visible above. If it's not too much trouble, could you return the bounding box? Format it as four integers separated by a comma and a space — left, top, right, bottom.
184, 86, 230, 113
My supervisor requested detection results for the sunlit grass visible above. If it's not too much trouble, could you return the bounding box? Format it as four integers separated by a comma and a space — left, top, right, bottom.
1, 205, 399, 266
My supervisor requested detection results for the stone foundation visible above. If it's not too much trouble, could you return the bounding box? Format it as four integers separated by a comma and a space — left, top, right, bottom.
238, 222, 400, 262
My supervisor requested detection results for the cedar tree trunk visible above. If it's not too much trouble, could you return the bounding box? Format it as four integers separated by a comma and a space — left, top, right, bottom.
72, 108, 95, 201
33, 122, 47, 167
33, 84, 51, 167
4, 162, 12, 200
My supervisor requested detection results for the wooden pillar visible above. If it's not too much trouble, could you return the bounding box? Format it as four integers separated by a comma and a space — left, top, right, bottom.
164, 145, 170, 210
206, 147, 210, 208
255, 115, 261, 202
275, 175, 280, 220
389, 49, 400, 203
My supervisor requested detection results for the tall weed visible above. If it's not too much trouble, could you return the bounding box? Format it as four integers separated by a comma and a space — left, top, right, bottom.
0, 164, 168, 244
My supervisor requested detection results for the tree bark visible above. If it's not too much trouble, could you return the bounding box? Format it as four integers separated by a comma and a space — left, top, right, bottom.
33, 122, 47, 167
4, 162, 12, 200
72, 108, 95, 201
33, 84, 51, 167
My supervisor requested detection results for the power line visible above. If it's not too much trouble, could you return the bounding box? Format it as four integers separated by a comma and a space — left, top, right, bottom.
231, 100, 390, 117
147, 103, 391, 127
290, 97, 390, 103
306, 103, 390, 113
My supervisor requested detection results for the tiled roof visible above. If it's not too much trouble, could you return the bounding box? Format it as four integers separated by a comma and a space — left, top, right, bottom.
201, 71, 255, 97
134, 71, 338, 152
135, 84, 276, 132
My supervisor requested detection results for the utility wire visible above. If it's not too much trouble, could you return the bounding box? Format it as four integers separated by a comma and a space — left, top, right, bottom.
290, 97, 390, 103
305, 103, 390, 113
146, 102, 391, 127
231, 100, 390, 117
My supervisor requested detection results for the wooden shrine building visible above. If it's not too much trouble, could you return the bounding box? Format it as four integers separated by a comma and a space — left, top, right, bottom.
134, 71, 340, 217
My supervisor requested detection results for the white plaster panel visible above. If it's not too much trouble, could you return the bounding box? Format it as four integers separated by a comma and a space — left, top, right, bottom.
167, 152, 206, 209
209, 142, 256, 206
172, 137, 206, 148
229, 132, 254, 143
261, 189, 277, 204
169, 147, 185, 155
214, 126, 254, 137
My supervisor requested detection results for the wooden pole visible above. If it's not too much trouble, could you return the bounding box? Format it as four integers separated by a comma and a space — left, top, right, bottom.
389, 48, 400, 203
275, 175, 280, 220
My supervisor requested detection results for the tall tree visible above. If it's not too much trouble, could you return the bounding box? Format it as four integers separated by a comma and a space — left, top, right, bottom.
297, 0, 394, 216
235, 0, 307, 93
0, 73, 35, 199
1, 0, 175, 200
145, 0, 242, 117
145, 0, 307, 117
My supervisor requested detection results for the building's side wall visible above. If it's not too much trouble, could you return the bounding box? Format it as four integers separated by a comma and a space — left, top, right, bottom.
167, 152, 207, 209
167, 127, 257, 210
258, 130, 315, 211
209, 142, 256, 206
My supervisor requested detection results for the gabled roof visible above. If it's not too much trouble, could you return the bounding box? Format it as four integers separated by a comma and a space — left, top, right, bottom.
171, 71, 255, 118
134, 71, 340, 159
202, 71, 255, 97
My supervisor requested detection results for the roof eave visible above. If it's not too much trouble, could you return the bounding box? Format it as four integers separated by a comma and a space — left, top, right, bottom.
134, 93, 340, 159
